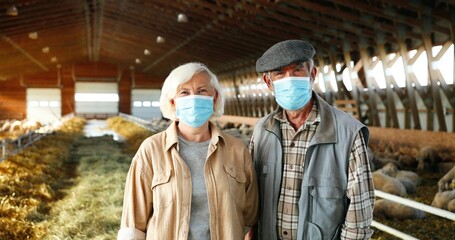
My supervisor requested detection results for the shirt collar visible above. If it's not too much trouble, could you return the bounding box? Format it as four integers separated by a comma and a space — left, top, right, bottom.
273, 98, 321, 126
165, 121, 225, 151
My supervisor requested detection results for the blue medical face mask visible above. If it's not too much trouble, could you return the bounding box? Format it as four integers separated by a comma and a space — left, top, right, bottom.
273, 76, 312, 111
175, 95, 214, 128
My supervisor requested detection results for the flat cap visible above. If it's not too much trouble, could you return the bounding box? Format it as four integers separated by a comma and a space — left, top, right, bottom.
256, 39, 315, 73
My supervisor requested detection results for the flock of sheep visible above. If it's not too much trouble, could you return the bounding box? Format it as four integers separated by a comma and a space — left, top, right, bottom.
369, 145, 455, 219
0, 119, 44, 140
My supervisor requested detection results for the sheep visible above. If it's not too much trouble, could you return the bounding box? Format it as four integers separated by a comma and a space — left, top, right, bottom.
438, 165, 455, 192
373, 171, 407, 197
397, 146, 420, 169
238, 123, 252, 136
431, 190, 455, 213
380, 162, 421, 194
0, 120, 11, 132
374, 199, 425, 220
21, 119, 43, 133
449, 200, 455, 212
398, 155, 418, 169
438, 162, 455, 176
417, 146, 442, 171
8, 120, 22, 133
373, 156, 402, 169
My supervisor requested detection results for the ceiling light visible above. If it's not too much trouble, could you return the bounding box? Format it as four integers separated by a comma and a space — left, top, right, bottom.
51, 57, 58, 62
177, 13, 188, 23
6, 5, 18, 16
28, 32, 38, 39
135, 58, 141, 64
144, 49, 150, 55
156, 36, 165, 43
42, 46, 50, 53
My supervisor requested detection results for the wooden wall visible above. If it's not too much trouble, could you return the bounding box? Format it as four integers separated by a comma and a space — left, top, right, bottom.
0, 62, 163, 120
0, 79, 25, 119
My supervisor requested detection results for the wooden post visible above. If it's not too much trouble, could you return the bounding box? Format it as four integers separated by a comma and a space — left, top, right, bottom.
422, 29, 447, 131
398, 38, 421, 130
359, 38, 381, 126
343, 42, 364, 122
377, 35, 400, 129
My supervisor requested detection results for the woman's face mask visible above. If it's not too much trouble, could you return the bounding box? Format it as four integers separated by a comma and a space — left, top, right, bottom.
174, 95, 214, 128
272, 76, 312, 111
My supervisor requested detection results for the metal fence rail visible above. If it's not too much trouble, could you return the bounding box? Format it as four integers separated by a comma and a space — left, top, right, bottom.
375, 190, 455, 221
371, 220, 419, 240
0, 114, 75, 163
373, 190, 455, 239
0, 130, 50, 162
118, 113, 169, 133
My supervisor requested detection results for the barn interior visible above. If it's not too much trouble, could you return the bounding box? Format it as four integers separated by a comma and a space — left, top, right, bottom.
0, 1, 454, 239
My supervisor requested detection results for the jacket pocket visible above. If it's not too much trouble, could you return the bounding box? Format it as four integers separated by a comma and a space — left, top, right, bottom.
224, 165, 246, 204
306, 221, 322, 240
151, 169, 173, 208
224, 165, 246, 182
309, 185, 345, 239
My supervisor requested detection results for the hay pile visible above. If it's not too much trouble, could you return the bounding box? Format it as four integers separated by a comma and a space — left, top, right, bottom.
106, 116, 154, 153
40, 116, 152, 239
0, 117, 85, 240
39, 135, 133, 239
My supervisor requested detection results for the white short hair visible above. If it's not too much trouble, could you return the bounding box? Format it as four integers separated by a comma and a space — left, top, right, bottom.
159, 62, 225, 121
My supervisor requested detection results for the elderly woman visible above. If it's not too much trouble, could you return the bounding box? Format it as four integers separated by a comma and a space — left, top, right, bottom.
117, 62, 258, 240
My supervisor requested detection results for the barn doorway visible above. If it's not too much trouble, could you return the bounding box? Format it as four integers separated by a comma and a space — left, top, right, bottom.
131, 89, 161, 120
26, 88, 61, 123
75, 82, 119, 119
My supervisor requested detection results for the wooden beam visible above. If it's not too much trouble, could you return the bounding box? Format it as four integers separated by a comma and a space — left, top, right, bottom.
422, 33, 446, 131
84, 1, 93, 61
359, 40, 381, 126
93, 0, 104, 61
331, 0, 451, 36
377, 38, 400, 128
1, 34, 48, 72
380, 0, 452, 22
342, 45, 364, 120
255, 1, 393, 42
396, 40, 415, 129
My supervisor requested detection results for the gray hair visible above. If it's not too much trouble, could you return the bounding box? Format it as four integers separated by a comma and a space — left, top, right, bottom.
159, 62, 225, 120
266, 60, 315, 80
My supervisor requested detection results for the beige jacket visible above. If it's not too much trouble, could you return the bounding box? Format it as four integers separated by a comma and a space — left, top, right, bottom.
118, 121, 258, 240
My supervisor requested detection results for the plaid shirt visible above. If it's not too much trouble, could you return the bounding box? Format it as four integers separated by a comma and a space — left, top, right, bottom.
271, 102, 374, 239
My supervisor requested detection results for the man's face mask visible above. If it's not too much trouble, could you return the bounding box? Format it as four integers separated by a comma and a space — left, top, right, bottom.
272, 76, 312, 111
175, 95, 214, 128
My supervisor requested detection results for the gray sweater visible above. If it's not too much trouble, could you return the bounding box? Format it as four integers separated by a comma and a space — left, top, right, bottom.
178, 135, 211, 240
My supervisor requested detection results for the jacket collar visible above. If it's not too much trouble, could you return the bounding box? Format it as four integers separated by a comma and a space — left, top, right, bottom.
165, 121, 225, 151
264, 92, 337, 144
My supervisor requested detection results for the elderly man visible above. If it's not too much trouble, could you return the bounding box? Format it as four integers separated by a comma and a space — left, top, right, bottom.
249, 40, 375, 240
